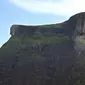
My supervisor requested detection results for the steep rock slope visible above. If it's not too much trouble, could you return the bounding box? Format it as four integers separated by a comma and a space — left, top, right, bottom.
0, 12, 85, 85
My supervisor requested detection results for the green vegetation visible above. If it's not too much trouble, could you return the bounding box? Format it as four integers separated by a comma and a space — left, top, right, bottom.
38, 23, 63, 28
23, 35, 69, 44
1, 34, 69, 50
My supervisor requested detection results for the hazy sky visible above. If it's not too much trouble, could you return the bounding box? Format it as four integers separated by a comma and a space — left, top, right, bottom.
0, 0, 85, 47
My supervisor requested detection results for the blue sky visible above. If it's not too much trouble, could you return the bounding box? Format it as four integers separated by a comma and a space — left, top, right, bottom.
0, 0, 85, 47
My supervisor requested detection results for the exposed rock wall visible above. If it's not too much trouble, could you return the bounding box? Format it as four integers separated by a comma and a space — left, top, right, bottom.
10, 12, 85, 39
10, 23, 71, 37
68, 12, 85, 34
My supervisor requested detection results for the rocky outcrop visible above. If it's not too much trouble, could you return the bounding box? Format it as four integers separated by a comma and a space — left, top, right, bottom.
10, 12, 85, 38
10, 23, 70, 37
1, 12, 85, 85
68, 12, 85, 35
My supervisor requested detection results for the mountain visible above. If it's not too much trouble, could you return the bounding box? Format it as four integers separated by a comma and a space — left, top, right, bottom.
0, 12, 85, 85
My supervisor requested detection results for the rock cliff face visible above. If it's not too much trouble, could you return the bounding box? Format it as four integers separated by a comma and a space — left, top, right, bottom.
10, 12, 85, 36
0, 12, 85, 85
10, 23, 70, 36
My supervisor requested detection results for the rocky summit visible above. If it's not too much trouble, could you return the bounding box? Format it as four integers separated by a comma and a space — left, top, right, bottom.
0, 12, 85, 85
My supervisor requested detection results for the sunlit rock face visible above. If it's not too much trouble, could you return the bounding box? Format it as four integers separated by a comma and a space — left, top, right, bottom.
75, 35, 85, 50
69, 12, 85, 53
